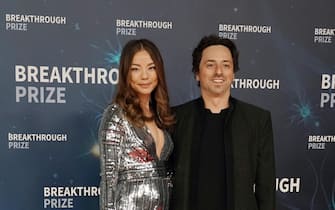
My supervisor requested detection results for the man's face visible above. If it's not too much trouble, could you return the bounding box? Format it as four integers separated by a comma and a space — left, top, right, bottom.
196, 45, 234, 99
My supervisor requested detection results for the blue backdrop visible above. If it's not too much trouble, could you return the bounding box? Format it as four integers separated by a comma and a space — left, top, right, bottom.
1, 0, 334, 209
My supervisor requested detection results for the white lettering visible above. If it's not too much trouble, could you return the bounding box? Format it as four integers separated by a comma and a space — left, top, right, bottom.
321, 74, 335, 89
276, 178, 300, 193
43, 198, 73, 208
320, 93, 335, 108
15, 86, 66, 103
14, 65, 118, 84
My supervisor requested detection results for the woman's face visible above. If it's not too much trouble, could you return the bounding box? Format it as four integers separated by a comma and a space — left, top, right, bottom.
129, 50, 158, 101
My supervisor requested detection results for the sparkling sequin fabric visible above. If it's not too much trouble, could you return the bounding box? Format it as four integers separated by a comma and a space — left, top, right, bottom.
99, 104, 173, 210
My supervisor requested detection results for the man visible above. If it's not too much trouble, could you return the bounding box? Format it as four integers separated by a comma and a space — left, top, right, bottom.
171, 35, 276, 210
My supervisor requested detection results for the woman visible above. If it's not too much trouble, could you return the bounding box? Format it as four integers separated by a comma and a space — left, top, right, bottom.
99, 39, 175, 210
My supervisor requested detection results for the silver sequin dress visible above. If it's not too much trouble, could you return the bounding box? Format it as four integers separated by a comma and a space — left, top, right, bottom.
99, 104, 173, 210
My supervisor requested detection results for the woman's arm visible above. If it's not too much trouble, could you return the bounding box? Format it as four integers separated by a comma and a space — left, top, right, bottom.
99, 106, 124, 210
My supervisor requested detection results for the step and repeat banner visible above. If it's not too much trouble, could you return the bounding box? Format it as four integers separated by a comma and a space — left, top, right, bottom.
1, 0, 334, 209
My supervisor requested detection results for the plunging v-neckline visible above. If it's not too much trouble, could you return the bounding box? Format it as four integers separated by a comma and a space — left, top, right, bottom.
144, 124, 165, 160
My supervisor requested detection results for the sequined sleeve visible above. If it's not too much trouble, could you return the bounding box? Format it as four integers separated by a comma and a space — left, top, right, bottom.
99, 105, 124, 210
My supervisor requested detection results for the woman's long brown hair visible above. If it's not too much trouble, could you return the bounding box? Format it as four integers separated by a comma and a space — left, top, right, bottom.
114, 39, 175, 129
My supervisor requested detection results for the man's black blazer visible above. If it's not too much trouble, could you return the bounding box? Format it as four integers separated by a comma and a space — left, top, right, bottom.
170, 97, 276, 210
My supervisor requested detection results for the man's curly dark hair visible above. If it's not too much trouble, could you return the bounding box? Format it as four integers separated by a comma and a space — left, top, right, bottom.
192, 34, 240, 76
